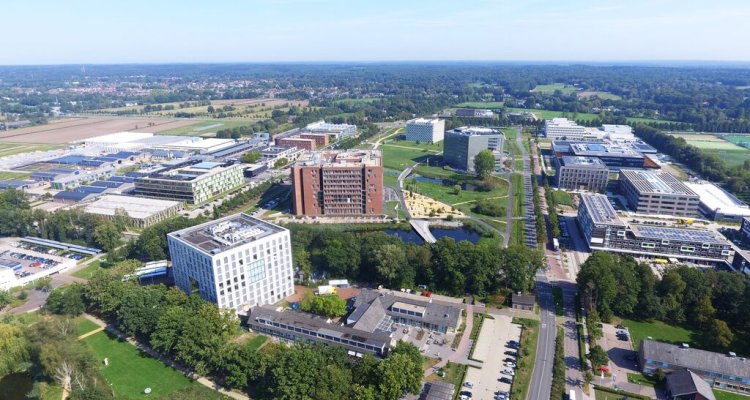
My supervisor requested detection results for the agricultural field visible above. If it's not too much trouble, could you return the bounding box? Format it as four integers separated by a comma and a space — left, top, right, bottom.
455, 101, 506, 109
0, 143, 63, 158
96, 98, 307, 119
577, 91, 622, 100
531, 83, 577, 95
155, 119, 260, 136
669, 133, 750, 167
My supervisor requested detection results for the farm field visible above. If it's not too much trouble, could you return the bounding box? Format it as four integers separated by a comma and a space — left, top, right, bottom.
333, 97, 380, 105
83, 331, 225, 399
669, 133, 750, 167
0, 116, 197, 144
531, 83, 577, 95
577, 91, 622, 100
0, 143, 63, 158
155, 119, 260, 136
505, 107, 661, 124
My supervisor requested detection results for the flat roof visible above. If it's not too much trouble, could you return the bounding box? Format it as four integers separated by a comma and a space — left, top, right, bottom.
447, 126, 502, 136
685, 181, 750, 216
392, 301, 426, 314
84, 195, 181, 219
571, 142, 642, 158
620, 169, 697, 196
84, 132, 154, 144
295, 150, 382, 168
408, 118, 442, 125
641, 339, 750, 378
580, 193, 625, 226
169, 213, 286, 255
561, 156, 607, 167
630, 225, 728, 245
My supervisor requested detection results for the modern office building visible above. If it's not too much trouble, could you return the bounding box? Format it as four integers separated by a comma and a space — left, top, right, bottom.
247, 305, 393, 357
685, 181, 750, 221
569, 142, 658, 171
545, 118, 594, 140
455, 108, 494, 118
731, 250, 750, 275
639, 339, 750, 394
83, 195, 183, 228
620, 170, 699, 217
555, 156, 609, 191
443, 127, 504, 172
261, 146, 303, 167
167, 213, 294, 311
291, 150, 383, 216
134, 160, 244, 204
406, 118, 445, 143
305, 120, 357, 139
578, 193, 733, 264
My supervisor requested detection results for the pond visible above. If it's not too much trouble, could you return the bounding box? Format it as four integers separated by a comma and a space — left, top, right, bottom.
384, 227, 482, 244
0, 372, 34, 400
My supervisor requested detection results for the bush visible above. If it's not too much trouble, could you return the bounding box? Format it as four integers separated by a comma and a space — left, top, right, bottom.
472, 200, 505, 217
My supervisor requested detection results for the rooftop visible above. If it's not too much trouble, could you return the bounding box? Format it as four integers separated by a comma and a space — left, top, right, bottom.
350, 289, 461, 330
560, 156, 607, 167
295, 150, 382, 168
512, 293, 536, 306
570, 142, 642, 158
641, 339, 750, 379
580, 193, 625, 226
424, 381, 455, 400
665, 369, 715, 400
305, 120, 356, 132
685, 181, 750, 217
408, 118, 442, 125
620, 169, 697, 196
139, 160, 240, 182
630, 225, 728, 245
84, 195, 181, 219
169, 213, 286, 254
447, 126, 503, 137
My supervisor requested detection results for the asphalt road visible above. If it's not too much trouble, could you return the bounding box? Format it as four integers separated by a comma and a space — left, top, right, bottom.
529, 272, 555, 400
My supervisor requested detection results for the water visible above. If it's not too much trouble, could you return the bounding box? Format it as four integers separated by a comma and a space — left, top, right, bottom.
384, 228, 482, 244
0, 372, 33, 400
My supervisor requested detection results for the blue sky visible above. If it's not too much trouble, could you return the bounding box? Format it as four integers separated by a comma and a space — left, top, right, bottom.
2, 0, 749, 64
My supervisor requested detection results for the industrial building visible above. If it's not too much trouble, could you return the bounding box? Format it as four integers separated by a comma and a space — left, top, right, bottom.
555, 156, 609, 191
578, 193, 733, 264
134, 160, 244, 204
684, 181, 750, 221
639, 339, 750, 394
455, 108, 494, 118
405, 118, 445, 143
620, 170, 699, 217
291, 150, 383, 216
305, 120, 357, 139
167, 213, 294, 311
443, 127, 505, 172
83, 195, 183, 228
561, 141, 658, 171
247, 305, 393, 357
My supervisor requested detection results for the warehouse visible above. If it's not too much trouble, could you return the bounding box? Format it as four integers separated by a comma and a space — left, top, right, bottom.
684, 181, 750, 221
83, 195, 183, 228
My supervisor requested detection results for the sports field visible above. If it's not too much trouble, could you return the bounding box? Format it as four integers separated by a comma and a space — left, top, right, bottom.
669, 133, 750, 167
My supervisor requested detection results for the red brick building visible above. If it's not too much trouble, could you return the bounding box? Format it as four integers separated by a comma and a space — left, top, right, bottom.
291, 150, 383, 216
299, 133, 330, 148
276, 137, 316, 151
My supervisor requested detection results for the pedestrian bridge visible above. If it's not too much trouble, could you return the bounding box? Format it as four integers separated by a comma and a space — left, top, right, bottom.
410, 219, 436, 243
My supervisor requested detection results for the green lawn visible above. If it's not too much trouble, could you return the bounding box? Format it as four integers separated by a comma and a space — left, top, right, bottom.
626, 372, 657, 388
244, 335, 268, 352
383, 170, 399, 187
0, 171, 31, 180
332, 97, 380, 105
714, 389, 750, 400
381, 141, 442, 171
578, 91, 622, 101
531, 83, 577, 95
552, 286, 563, 316
75, 317, 101, 336
0, 143, 62, 158
619, 318, 699, 349
505, 107, 662, 124
594, 388, 649, 400
385, 200, 401, 218
511, 318, 539, 400
155, 120, 258, 136
72, 259, 105, 280
551, 190, 573, 206
407, 175, 508, 212
83, 331, 206, 398
455, 101, 506, 108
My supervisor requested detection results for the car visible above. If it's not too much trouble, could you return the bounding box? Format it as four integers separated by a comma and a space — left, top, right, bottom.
504, 350, 518, 357
504, 362, 516, 368
615, 324, 625, 329
463, 381, 474, 388
617, 335, 629, 341
495, 394, 507, 400
501, 369, 515, 376
503, 357, 515, 363
499, 377, 513, 384
459, 391, 473, 400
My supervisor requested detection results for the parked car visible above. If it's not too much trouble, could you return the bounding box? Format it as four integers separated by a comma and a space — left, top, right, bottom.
463, 381, 474, 388
499, 377, 513, 384
501, 369, 515, 376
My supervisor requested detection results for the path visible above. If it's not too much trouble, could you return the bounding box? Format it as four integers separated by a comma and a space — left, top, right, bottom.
424, 304, 474, 377
410, 219, 437, 243
451, 195, 507, 206
80, 314, 250, 400
371, 126, 403, 149
529, 272, 555, 400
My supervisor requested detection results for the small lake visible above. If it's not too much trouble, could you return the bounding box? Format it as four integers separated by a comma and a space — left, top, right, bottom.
0, 372, 33, 400
384, 227, 482, 244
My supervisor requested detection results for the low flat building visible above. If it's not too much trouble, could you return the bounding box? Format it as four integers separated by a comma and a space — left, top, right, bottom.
134, 160, 244, 204
247, 305, 392, 357
348, 289, 462, 334
261, 146, 303, 167
665, 369, 716, 400
0, 180, 34, 190
455, 108, 494, 118
545, 118, 596, 140
568, 142, 658, 171
83, 195, 183, 228
406, 118, 445, 143
639, 339, 750, 394
620, 170, 699, 217
443, 126, 504, 172
578, 193, 733, 264
299, 133, 330, 148
423, 381, 456, 400
555, 156, 609, 191
512, 293, 535, 311
305, 120, 357, 139
685, 181, 750, 221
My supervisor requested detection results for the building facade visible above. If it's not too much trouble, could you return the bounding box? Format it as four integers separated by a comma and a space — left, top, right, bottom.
555, 156, 609, 191
134, 161, 244, 204
443, 127, 505, 172
545, 118, 594, 140
276, 137, 316, 151
291, 150, 383, 216
83, 194, 183, 228
305, 120, 357, 139
640, 339, 750, 394
167, 213, 294, 311
620, 170, 700, 217
578, 193, 733, 264
406, 118, 445, 143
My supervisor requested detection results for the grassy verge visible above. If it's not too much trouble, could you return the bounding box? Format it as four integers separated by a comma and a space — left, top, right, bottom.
552, 286, 563, 316
451, 311, 467, 349
75, 317, 101, 336
467, 313, 486, 361
714, 389, 750, 400
72, 259, 106, 279
511, 318, 539, 400
617, 318, 698, 349
594, 387, 650, 400
626, 372, 658, 388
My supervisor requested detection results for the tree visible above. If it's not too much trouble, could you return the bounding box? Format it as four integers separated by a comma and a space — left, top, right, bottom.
300, 294, 347, 317
374, 244, 407, 287
207, 105, 215, 113
45, 284, 86, 316
588, 344, 609, 368
241, 150, 262, 164
94, 220, 121, 254
452, 184, 461, 195
705, 319, 734, 350
473, 149, 496, 179
376, 353, 421, 400
0, 323, 29, 377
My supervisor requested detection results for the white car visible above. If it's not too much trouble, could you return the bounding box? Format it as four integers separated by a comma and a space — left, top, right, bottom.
463, 381, 474, 388
504, 362, 516, 368
501, 369, 515, 376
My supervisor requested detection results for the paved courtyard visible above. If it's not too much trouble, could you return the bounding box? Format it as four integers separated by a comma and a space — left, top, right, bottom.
393, 323, 454, 360
462, 315, 521, 399
597, 323, 656, 397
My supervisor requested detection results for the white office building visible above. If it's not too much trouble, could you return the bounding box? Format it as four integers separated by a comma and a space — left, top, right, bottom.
406, 118, 445, 143
167, 213, 294, 311
545, 118, 604, 141
305, 120, 357, 139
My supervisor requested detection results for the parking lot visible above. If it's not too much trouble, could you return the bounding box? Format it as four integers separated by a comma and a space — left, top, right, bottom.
0, 238, 80, 279
462, 315, 522, 400
597, 323, 640, 386
392, 323, 455, 360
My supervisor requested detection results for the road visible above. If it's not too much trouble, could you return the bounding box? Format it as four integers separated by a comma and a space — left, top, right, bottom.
529, 272, 555, 400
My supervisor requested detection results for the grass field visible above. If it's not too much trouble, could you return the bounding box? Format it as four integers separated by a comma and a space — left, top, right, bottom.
531, 83, 577, 95
0, 143, 63, 158
244, 335, 268, 352
551, 190, 573, 206
84, 331, 209, 398
407, 176, 508, 211
618, 318, 698, 349
578, 91, 622, 101
155, 120, 258, 136
332, 97, 380, 105
75, 317, 101, 336
0, 171, 31, 180
724, 135, 750, 148
714, 389, 750, 400
594, 388, 647, 400
72, 259, 104, 280
455, 101, 506, 109
383, 170, 399, 187
381, 141, 442, 171
669, 133, 750, 167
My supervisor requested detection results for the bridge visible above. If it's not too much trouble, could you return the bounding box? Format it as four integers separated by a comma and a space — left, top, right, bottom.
409, 219, 436, 243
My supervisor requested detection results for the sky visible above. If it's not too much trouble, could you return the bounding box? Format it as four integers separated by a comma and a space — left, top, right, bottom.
2, 0, 750, 65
